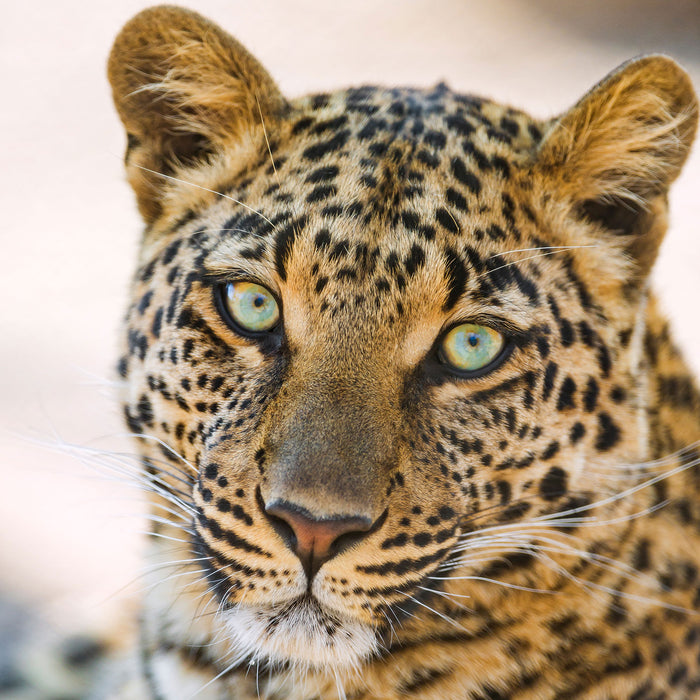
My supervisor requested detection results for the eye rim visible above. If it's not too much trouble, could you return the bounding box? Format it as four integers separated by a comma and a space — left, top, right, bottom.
436, 321, 513, 379
214, 280, 282, 338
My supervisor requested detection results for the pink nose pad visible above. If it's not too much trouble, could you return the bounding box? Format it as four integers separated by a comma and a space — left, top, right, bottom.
264, 500, 375, 580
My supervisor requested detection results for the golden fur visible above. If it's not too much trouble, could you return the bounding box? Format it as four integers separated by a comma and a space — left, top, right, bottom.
98, 6, 700, 698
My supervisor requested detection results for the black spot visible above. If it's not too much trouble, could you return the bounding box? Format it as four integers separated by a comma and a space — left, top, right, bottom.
443, 248, 468, 310
658, 374, 698, 409
275, 219, 302, 281
306, 184, 337, 203
559, 319, 575, 346
632, 538, 651, 571
511, 268, 539, 305
416, 149, 440, 168
405, 244, 426, 276
556, 376, 576, 411
135, 394, 154, 427
500, 116, 519, 136
462, 141, 491, 170
216, 498, 231, 513
597, 344, 612, 377
445, 114, 475, 137
423, 130, 446, 149
305, 165, 339, 183
610, 386, 626, 403
485, 224, 506, 242
137, 290, 153, 314
302, 129, 350, 160
446, 187, 468, 212
412, 532, 432, 546
542, 362, 558, 401
438, 506, 455, 520
397, 667, 449, 695
595, 412, 621, 451
606, 597, 627, 624
128, 329, 148, 359
161, 239, 182, 264
540, 466, 568, 501
151, 308, 163, 338
139, 259, 156, 282
464, 245, 485, 272
292, 116, 314, 134
541, 441, 560, 460
450, 157, 481, 195
311, 115, 348, 134
436, 207, 460, 235
498, 502, 532, 521
358, 118, 387, 140
496, 480, 511, 504
528, 123, 542, 141
480, 551, 534, 579
491, 155, 510, 178
375, 278, 391, 293
569, 422, 585, 444
578, 320, 595, 347
583, 377, 599, 412
330, 240, 350, 260
314, 228, 331, 250
401, 211, 420, 231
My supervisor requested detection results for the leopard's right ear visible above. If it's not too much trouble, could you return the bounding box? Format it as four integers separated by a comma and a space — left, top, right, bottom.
108, 5, 286, 223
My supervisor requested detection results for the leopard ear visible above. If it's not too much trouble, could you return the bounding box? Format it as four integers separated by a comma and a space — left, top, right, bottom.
536, 55, 698, 278
108, 5, 286, 222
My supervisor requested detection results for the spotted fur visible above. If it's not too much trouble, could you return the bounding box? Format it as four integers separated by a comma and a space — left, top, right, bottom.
102, 6, 700, 698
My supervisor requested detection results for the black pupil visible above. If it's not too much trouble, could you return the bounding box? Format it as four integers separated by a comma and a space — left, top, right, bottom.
253, 295, 265, 308
468, 333, 479, 347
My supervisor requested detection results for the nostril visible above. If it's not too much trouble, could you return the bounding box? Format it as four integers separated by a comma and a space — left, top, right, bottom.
262, 496, 378, 580
330, 507, 388, 560
255, 487, 298, 551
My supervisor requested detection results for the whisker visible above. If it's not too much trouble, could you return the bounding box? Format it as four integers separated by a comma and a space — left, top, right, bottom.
392, 591, 466, 631
473, 249, 586, 282
492, 244, 597, 257
124, 432, 198, 474
133, 164, 277, 228
256, 92, 279, 186
136, 530, 191, 544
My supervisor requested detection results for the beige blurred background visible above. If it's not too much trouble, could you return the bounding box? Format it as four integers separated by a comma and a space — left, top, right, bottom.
1, 0, 699, 630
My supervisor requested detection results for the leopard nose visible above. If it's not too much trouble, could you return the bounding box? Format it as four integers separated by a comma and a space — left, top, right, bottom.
264, 499, 376, 580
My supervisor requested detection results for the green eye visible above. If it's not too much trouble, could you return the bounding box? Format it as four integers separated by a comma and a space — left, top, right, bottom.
440, 323, 505, 374
221, 281, 280, 333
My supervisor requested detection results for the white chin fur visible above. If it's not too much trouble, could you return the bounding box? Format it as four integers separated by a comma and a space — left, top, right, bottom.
219, 598, 377, 671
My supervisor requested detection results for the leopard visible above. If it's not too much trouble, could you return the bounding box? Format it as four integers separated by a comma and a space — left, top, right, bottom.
90, 5, 700, 698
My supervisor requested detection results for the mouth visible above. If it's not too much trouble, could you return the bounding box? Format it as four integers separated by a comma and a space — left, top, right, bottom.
218, 594, 379, 670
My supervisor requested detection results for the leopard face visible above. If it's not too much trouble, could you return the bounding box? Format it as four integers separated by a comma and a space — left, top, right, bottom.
109, 6, 699, 691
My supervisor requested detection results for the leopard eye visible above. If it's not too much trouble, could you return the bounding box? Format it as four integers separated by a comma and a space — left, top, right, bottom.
439, 323, 505, 374
221, 281, 280, 333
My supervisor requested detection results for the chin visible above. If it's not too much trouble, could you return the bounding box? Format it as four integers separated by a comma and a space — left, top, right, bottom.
219, 596, 379, 671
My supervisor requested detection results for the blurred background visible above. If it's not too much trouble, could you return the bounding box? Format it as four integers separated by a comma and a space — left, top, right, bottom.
1, 0, 699, 632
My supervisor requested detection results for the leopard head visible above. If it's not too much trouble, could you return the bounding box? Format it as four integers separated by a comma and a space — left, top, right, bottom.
109, 6, 698, 675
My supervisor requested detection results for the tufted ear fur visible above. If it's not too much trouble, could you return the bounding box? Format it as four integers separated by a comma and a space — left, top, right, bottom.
536, 55, 697, 282
108, 5, 287, 223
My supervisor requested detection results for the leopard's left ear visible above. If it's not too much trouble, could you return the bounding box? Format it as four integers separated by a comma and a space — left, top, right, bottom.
536, 55, 697, 278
